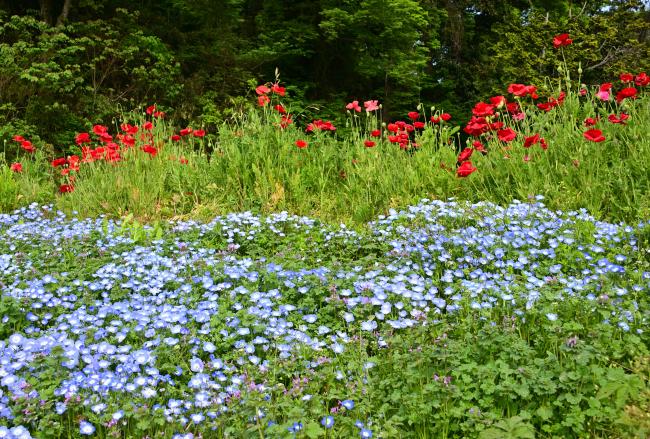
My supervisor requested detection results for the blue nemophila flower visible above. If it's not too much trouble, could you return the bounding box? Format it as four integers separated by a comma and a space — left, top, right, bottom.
191, 413, 205, 424
8, 425, 32, 439
288, 422, 303, 433
0, 199, 644, 430
55, 402, 67, 414
360, 428, 373, 438
79, 421, 95, 435
321, 416, 335, 429
341, 400, 355, 410
546, 313, 558, 321
142, 387, 157, 398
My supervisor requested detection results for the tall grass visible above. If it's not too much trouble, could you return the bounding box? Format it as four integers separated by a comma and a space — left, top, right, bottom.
2, 76, 649, 224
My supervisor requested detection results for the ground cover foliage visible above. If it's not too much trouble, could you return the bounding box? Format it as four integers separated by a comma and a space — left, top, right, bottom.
0, 198, 649, 438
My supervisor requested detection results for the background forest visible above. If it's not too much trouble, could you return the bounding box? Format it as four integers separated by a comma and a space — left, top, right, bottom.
0, 0, 648, 151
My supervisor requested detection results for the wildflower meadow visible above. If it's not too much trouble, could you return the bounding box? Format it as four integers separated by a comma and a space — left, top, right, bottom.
1, 15, 649, 439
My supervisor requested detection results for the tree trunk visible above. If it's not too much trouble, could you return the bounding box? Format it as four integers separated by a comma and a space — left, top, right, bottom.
56, 0, 72, 26
40, 0, 55, 25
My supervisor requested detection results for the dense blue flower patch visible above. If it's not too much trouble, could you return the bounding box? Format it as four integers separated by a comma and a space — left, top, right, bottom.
0, 199, 648, 438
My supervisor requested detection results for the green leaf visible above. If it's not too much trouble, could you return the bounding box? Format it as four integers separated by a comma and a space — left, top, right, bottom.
303, 421, 325, 438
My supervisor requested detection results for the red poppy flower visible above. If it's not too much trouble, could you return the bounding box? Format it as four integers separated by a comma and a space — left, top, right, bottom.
106, 150, 121, 162
497, 128, 517, 142
524, 134, 540, 148
407, 111, 419, 121
387, 123, 399, 133
274, 104, 287, 114
193, 130, 206, 137
584, 117, 598, 126
118, 134, 135, 148
305, 119, 336, 132
346, 101, 361, 112
489, 121, 504, 131
552, 33, 572, 49
256, 85, 271, 95
635, 72, 649, 87
387, 135, 399, 143
295, 139, 308, 149
257, 95, 270, 107
616, 87, 637, 102
73, 132, 90, 145
540, 138, 548, 150
536, 102, 555, 112
51, 157, 67, 167
441, 113, 452, 121
120, 124, 139, 135
12, 135, 25, 142
413, 121, 425, 129
179, 157, 188, 164
146, 104, 157, 115
463, 117, 489, 137
457, 147, 473, 163
505, 102, 520, 114
180, 127, 193, 136
10, 162, 22, 173
364, 140, 376, 148
279, 115, 293, 129
93, 125, 108, 135
457, 161, 477, 177
364, 100, 379, 112
59, 184, 74, 193
67, 155, 80, 170
472, 102, 494, 117
142, 145, 158, 156
370, 129, 381, 137
20, 141, 35, 153
507, 84, 537, 98
143, 121, 153, 131
430, 116, 441, 123
596, 83, 611, 100
608, 113, 629, 124
620, 73, 634, 83
271, 84, 285, 96
579, 88, 588, 96
487, 96, 505, 108
98, 132, 113, 143
472, 140, 487, 153
584, 129, 605, 142
171, 135, 181, 142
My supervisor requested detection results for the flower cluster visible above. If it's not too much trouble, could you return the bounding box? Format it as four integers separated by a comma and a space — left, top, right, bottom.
0, 196, 647, 437
9, 106, 202, 194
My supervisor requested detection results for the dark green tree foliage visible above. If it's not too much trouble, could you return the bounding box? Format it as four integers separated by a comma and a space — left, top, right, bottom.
0, 3, 181, 148
0, 0, 648, 151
